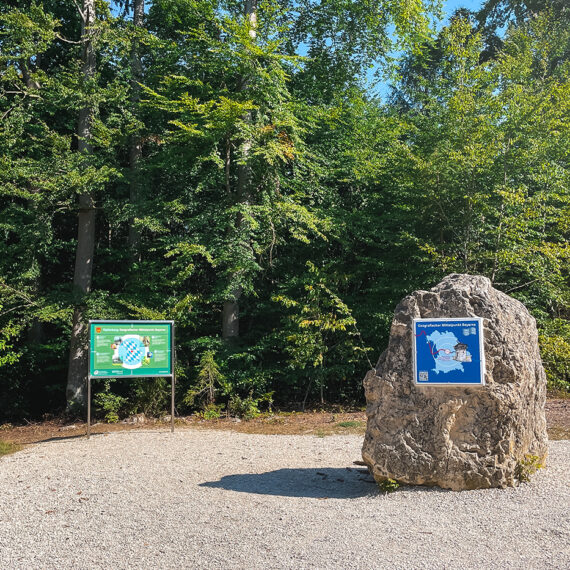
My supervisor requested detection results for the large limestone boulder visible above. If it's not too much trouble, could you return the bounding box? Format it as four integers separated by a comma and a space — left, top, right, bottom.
362, 274, 548, 490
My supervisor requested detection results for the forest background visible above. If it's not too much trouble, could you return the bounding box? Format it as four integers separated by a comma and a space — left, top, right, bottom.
1, 0, 569, 423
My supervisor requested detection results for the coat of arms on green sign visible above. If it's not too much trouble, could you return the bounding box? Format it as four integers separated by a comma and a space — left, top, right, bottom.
89, 321, 173, 378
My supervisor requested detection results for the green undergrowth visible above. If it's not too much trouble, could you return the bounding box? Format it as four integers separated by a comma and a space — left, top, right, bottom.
515, 454, 544, 483
337, 420, 362, 428
0, 440, 22, 458
378, 478, 400, 493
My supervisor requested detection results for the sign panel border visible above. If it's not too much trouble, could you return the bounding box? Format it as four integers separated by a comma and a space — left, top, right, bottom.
412, 317, 485, 387
88, 320, 174, 379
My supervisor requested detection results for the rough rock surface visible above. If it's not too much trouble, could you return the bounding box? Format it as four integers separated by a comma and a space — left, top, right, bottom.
362, 273, 548, 490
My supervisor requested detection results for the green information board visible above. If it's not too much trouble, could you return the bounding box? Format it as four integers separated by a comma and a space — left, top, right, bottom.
89, 320, 174, 378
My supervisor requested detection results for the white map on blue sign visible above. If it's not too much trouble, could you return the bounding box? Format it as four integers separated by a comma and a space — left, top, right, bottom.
426, 330, 467, 374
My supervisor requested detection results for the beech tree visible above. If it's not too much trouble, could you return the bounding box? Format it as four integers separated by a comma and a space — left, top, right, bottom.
128, 0, 145, 258
66, 0, 97, 409
0, 1, 568, 420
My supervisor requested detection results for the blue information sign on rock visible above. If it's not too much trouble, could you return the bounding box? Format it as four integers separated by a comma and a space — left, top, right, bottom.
413, 318, 485, 386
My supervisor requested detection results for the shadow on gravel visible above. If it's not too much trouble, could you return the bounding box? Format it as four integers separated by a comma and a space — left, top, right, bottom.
200, 467, 379, 499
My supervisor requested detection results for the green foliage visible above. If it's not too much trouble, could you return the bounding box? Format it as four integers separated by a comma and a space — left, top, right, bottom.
183, 350, 226, 410
0, 440, 22, 458
539, 319, 570, 392
337, 421, 362, 428
391, 11, 570, 390
515, 454, 544, 484
228, 392, 274, 419
94, 380, 127, 423
378, 478, 400, 493
130, 378, 170, 418
198, 403, 224, 420
273, 261, 372, 406
228, 394, 261, 420
0, 319, 21, 368
0, 1, 568, 420
181, 348, 274, 418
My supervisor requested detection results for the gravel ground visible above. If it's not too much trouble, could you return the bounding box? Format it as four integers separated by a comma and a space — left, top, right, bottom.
0, 430, 568, 569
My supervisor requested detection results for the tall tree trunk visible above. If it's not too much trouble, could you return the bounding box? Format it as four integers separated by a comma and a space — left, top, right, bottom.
66, 0, 96, 411
128, 0, 144, 260
27, 196, 44, 347
20, 54, 44, 350
222, 0, 257, 340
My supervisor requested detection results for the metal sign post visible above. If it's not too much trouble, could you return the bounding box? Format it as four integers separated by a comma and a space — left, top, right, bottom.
87, 376, 91, 438
87, 320, 175, 438
171, 374, 175, 433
